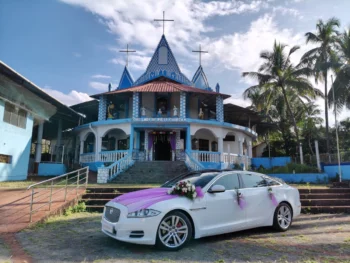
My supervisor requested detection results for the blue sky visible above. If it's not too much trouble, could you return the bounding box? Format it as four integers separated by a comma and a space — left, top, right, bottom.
1, 0, 349, 124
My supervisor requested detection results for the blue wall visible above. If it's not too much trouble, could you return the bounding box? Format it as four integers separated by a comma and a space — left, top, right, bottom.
201, 162, 221, 169
252, 157, 291, 169
269, 173, 329, 183
322, 163, 350, 181
38, 163, 66, 176
0, 100, 34, 181
82, 161, 104, 172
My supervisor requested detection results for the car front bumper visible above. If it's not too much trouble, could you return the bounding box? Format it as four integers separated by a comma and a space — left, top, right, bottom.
101, 204, 162, 245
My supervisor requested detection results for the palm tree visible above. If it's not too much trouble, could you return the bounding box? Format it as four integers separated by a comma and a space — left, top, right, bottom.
243, 41, 323, 161
302, 17, 340, 154
328, 28, 350, 111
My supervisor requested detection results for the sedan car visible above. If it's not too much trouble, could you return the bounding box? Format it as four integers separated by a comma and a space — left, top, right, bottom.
101, 170, 301, 250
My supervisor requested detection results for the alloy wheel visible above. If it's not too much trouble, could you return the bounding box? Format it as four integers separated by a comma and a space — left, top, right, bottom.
277, 204, 292, 229
158, 215, 188, 248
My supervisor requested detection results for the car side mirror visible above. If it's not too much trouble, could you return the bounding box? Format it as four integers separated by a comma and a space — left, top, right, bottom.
208, 185, 226, 193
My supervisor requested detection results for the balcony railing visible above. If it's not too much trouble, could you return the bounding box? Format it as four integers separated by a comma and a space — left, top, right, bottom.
99, 150, 128, 162
80, 153, 95, 163
191, 150, 220, 163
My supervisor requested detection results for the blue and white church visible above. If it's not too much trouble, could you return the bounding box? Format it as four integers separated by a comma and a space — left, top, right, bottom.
76, 33, 258, 183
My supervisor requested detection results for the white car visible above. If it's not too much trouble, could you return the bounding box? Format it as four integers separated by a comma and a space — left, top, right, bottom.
101, 170, 301, 250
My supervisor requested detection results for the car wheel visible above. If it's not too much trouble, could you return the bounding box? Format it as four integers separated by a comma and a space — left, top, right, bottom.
156, 211, 192, 251
273, 203, 293, 231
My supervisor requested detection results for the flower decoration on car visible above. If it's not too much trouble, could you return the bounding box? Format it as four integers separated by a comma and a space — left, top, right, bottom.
168, 181, 204, 200
235, 189, 247, 210
268, 187, 278, 206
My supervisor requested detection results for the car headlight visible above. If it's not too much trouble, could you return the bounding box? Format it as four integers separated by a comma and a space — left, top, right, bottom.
127, 209, 161, 218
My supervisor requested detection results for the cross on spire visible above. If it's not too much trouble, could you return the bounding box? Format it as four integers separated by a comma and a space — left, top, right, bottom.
154, 11, 174, 35
192, 44, 208, 66
119, 44, 136, 67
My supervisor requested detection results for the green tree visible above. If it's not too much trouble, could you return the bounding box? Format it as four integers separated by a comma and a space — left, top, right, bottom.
243, 41, 322, 160
302, 17, 340, 154
328, 28, 350, 111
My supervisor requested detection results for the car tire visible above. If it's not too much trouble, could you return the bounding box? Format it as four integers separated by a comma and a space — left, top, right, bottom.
156, 211, 193, 251
273, 202, 293, 231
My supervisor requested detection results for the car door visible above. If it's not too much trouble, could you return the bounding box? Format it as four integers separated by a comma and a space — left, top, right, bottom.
238, 172, 273, 228
200, 173, 246, 236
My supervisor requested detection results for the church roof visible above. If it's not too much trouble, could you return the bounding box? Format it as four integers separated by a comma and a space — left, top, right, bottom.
91, 78, 230, 99
117, 66, 134, 90
133, 35, 192, 86
192, 65, 211, 90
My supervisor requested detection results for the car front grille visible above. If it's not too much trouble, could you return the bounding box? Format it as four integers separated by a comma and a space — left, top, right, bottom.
104, 206, 121, 223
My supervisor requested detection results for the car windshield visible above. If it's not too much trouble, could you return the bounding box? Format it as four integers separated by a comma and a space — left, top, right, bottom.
162, 172, 219, 188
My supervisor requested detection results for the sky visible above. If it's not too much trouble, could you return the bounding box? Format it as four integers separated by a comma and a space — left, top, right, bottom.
0, 0, 349, 126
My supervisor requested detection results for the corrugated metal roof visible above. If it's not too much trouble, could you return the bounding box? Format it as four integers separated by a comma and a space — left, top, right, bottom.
91, 79, 230, 99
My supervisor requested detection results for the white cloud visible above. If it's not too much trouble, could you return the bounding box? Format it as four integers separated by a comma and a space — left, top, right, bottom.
272, 6, 303, 19
91, 74, 111, 79
224, 94, 251, 108
110, 55, 151, 71
89, 81, 109, 91
43, 87, 92, 106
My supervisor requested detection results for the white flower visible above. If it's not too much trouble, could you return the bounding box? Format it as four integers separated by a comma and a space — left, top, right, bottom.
192, 185, 195, 191
193, 192, 197, 198
176, 186, 179, 190
167, 189, 172, 194
187, 186, 191, 191
183, 188, 187, 193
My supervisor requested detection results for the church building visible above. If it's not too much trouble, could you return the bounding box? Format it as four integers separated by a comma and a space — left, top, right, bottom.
75, 32, 258, 183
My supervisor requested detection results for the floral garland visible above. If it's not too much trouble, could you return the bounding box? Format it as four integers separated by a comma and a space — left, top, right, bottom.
268, 187, 278, 206
167, 181, 204, 200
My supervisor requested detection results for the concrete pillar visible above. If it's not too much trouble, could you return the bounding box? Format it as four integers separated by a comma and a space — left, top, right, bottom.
35, 122, 44, 163
299, 143, 304, 164
315, 140, 321, 171
98, 95, 107, 121
186, 127, 191, 151
180, 92, 186, 118
132, 92, 140, 118
129, 128, 134, 151
238, 138, 243, 155
55, 119, 62, 162
74, 136, 79, 164
218, 137, 224, 164
216, 95, 224, 122
248, 141, 253, 158
96, 136, 102, 162
80, 140, 84, 155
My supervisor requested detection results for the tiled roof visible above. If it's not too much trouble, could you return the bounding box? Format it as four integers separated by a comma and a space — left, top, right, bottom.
91, 79, 230, 99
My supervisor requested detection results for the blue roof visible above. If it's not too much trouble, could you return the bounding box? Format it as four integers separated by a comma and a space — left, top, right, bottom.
192, 65, 212, 90
133, 35, 192, 86
117, 66, 134, 90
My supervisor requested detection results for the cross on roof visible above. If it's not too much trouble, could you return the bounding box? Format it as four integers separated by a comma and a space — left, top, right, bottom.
119, 44, 136, 67
192, 44, 208, 66
154, 11, 174, 35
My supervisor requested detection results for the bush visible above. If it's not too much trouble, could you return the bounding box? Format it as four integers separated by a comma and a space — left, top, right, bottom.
64, 202, 86, 216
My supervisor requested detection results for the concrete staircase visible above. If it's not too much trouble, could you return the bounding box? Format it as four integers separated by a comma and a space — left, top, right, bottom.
110, 161, 189, 184
300, 188, 350, 213
83, 187, 150, 212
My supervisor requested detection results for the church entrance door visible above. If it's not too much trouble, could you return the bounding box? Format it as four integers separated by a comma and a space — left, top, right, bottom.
154, 134, 171, 161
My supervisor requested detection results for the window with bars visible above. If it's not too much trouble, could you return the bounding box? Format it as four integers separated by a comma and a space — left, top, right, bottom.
3, 102, 27, 129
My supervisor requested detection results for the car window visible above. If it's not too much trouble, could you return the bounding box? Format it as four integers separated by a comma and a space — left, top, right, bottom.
241, 173, 267, 188
212, 173, 240, 190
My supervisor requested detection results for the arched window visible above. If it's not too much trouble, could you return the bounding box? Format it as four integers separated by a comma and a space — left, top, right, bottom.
158, 46, 168, 64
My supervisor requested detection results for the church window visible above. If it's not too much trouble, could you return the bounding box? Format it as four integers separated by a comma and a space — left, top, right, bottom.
3, 102, 27, 129
211, 141, 218, 152
198, 139, 209, 151
158, 46, 168, 64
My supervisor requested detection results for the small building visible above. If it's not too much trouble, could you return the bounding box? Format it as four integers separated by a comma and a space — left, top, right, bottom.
73, 35, 258, 183
0, 61, 81, 181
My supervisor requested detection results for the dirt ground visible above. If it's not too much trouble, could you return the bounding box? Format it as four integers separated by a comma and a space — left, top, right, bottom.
5, 213, 350, 263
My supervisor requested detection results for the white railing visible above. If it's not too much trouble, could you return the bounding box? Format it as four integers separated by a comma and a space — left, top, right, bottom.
185, 150, 205, 171
97, 152, 135, 183
191, 151, 220, 163
99, 150, 128, 162
80, 153, 95, 163
223, 152, 251, 169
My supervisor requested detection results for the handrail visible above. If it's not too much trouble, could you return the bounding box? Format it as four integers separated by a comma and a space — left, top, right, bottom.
27, 167, 89, 222
185, 150, 205, 171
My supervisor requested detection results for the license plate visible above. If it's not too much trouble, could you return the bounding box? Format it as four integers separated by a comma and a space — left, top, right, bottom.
102, 222, 114, 234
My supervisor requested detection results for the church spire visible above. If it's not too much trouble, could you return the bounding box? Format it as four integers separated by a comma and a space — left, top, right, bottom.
192, 44, 208, 66
119, 44, 136, 67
